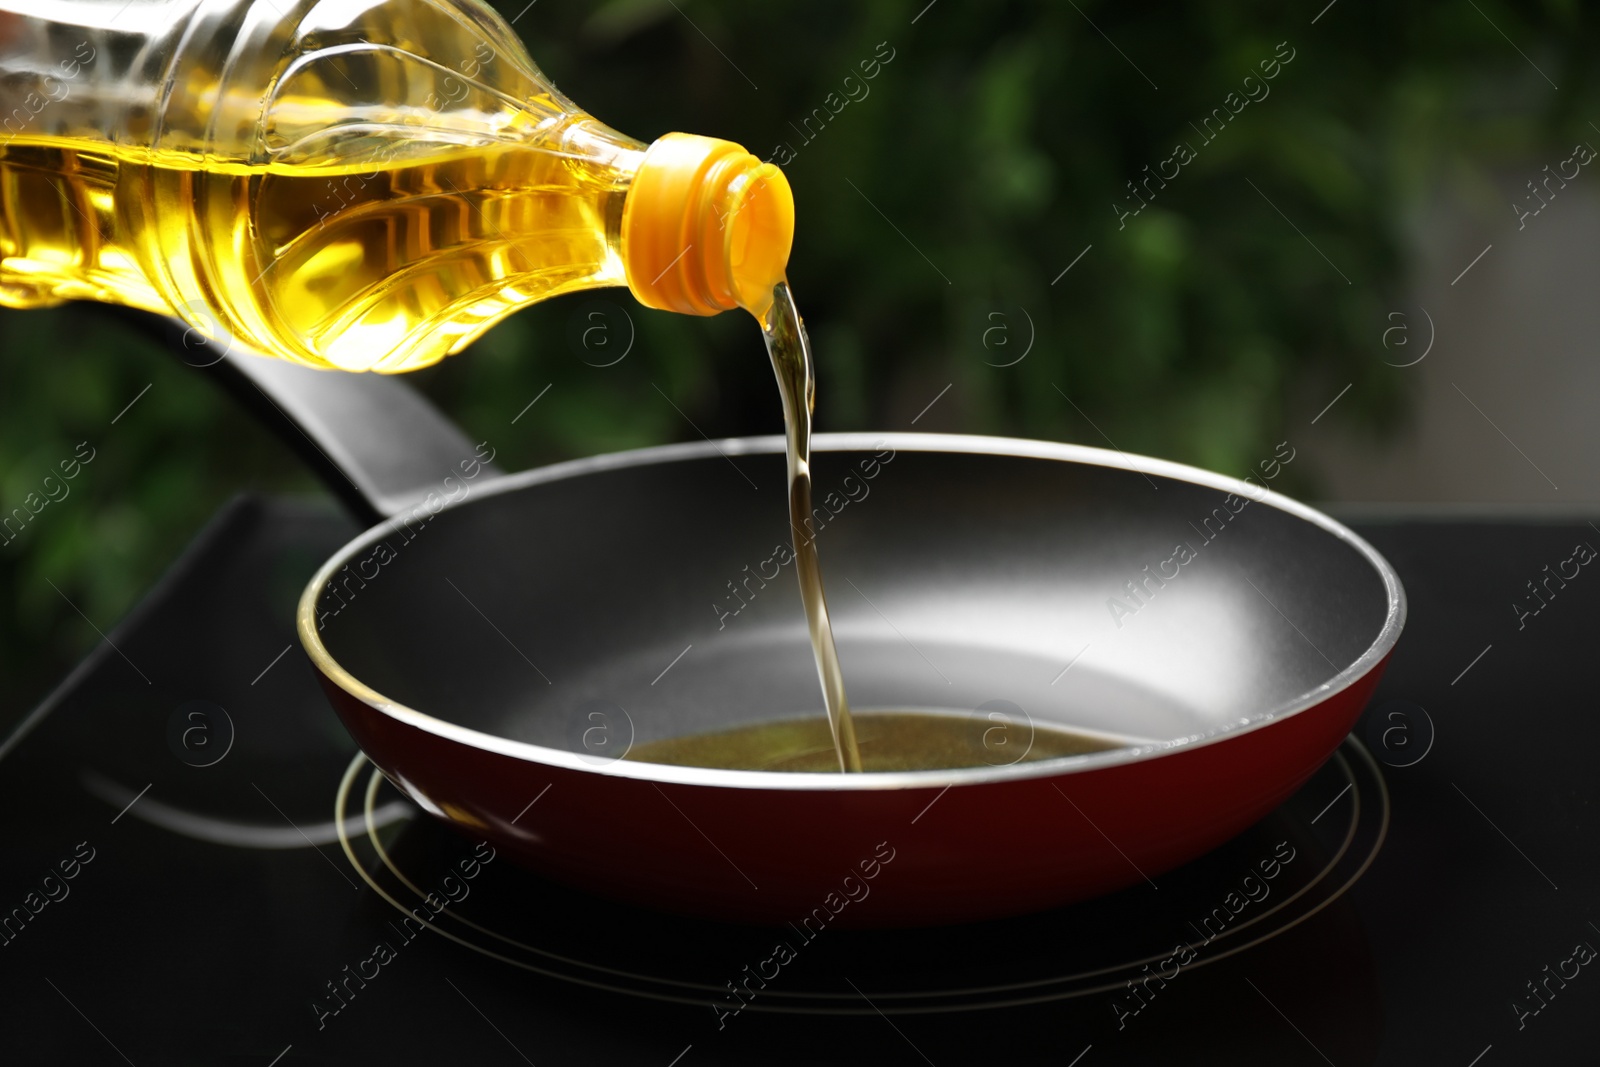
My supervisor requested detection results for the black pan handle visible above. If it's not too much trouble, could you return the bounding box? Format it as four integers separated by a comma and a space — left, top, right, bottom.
116, 308, 502, 527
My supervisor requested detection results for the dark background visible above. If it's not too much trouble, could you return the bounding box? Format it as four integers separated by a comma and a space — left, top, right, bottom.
1, 0, 1594, 726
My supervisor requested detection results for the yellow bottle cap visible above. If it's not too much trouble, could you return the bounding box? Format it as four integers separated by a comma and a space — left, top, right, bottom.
622, 133, 794, 317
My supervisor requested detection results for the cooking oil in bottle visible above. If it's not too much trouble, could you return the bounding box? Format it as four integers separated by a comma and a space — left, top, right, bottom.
0, 135, 636, 370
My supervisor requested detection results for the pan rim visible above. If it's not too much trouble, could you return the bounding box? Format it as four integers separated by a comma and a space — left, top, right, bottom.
297, 432, 1406, 792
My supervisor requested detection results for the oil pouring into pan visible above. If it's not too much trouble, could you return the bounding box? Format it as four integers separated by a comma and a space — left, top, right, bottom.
294, 431, 1404, 927
0, 0, 1404, 926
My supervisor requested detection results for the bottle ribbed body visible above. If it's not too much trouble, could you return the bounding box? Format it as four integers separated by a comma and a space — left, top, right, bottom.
0, 0, 645, 371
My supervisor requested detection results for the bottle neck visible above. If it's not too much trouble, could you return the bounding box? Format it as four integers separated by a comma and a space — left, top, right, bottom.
619, 133, 794, 319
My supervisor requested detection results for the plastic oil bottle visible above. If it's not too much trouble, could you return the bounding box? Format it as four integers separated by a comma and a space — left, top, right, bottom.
0, 0, 794, 371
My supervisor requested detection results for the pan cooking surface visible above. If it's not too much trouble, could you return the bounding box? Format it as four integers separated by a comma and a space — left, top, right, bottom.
313, 439, 1395, 768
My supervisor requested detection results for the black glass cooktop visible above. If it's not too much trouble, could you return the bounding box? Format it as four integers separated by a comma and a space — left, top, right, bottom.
1, 496, 1593, 1065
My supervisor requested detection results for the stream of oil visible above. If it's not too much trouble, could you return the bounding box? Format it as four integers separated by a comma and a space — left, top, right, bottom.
642, 287, 1130, 775
760, 281, 862, 772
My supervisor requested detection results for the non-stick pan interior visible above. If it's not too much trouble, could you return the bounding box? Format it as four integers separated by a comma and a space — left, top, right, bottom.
310, 437, 1395, 763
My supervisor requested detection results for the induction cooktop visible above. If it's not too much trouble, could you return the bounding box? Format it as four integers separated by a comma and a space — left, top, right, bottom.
0, 496, 1592, 1065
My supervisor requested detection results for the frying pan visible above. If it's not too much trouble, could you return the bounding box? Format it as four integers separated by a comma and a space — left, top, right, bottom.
161, 317, 1404, 928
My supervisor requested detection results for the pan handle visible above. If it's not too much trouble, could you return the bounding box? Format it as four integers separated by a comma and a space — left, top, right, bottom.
119, 308, 502, 527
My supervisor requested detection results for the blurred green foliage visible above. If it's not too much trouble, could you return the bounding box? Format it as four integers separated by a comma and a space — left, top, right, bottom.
2, 0, 1595, 723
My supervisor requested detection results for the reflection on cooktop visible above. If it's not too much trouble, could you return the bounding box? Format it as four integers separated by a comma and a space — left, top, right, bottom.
334, 740, 1387, 1017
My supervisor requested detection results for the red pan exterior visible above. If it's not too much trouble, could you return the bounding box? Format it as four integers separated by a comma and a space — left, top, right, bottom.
317, 652, 1389, 928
